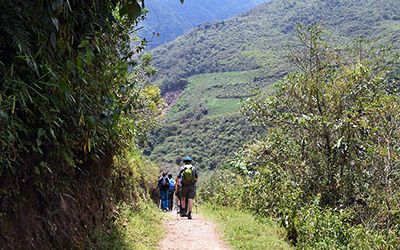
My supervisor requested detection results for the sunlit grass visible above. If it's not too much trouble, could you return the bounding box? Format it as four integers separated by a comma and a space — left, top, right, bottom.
92, 201, 165, 250
169, 70, 263, 119
200, 204, 291, 250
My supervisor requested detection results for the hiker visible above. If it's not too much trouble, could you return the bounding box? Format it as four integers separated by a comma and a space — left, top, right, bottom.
157, 171, 170, 211
175, 175, 182, 214
168, 174, 175, 211
179, 156, 198, 219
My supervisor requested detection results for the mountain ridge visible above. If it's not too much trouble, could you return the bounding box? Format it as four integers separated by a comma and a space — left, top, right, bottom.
140, 0, 268, 49
147, 0, 400, 170
152, 0, 399, 93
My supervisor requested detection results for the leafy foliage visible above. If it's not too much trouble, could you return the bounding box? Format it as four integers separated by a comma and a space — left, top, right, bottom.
0, 0, 164, 248
0, 0, 160, 174
201, 27, 400, 248
243, 26, 400, 209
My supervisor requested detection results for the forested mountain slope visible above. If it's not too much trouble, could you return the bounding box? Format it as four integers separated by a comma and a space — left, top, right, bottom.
147, 0, 400, 170
153, 0, 399, 93
139, 0, 267, 49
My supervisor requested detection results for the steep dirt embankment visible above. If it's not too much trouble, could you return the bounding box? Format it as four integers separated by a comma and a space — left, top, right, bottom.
0, 152, 114, 249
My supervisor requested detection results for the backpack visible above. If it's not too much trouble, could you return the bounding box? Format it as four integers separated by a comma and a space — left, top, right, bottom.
169, 179, 175, 192
182, 166, 195, 185
159, 176, 169, 191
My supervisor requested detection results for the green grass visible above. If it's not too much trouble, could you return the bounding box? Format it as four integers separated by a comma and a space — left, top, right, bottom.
207, 98, 241, 115
92, 201, 165, 250
169, 70, 263, 120
200, 204, 291, 250
121, 202, 165, 249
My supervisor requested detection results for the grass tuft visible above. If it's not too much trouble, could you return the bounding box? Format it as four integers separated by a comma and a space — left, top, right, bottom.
92, 201, 165, 250
200, 204, 291, 250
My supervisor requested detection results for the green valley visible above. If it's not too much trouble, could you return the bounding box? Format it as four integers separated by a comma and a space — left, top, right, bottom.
147, 0, 400, 170
151, 0, 399, 94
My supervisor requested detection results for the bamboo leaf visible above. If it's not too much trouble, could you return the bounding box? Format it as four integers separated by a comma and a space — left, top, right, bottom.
78, 39, 89, 49
11, 96, 16, 114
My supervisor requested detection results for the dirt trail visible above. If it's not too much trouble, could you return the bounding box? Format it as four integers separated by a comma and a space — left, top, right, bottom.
159, 212, 231, 250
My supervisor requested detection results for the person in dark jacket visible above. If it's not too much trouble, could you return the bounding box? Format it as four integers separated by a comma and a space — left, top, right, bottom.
157, 171, 170, 211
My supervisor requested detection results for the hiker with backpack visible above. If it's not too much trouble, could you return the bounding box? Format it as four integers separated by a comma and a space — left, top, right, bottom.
178, 156, 198, 219
157, 171, 170, 211
168, 174, 175, 211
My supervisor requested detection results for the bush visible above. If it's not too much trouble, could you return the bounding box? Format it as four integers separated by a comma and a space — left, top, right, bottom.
198, 169, 245, 208
0, 1, 163, 248
200, 26, 400, 248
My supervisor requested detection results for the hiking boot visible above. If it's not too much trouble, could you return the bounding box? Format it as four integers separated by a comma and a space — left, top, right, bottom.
180, 207, 187, 216
188, 212, 192, 220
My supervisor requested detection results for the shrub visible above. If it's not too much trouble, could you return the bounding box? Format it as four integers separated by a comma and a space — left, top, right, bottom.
0, 1, 163, 248
200, 26, 400, 248
198, 169, 245, 208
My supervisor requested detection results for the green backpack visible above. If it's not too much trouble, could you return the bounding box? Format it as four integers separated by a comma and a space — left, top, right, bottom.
182, 166, 195, 185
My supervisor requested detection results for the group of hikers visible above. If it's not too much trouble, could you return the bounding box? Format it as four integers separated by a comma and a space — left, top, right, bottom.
157, 156, 198, 220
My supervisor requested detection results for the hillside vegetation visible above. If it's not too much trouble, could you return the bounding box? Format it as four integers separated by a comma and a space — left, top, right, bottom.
0, 1, 163, 248
152, 0, 399, 93
200, 26, 400, 248
201, 205, 291, 250
148, 0, 400, 170
147, 114, 261, 170
139, 0, 267, 49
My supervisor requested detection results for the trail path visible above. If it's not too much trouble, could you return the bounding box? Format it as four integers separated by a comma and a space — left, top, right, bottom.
159, 212, 231, 250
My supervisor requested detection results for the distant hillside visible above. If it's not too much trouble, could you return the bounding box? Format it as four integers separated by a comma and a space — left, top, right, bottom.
139, 0, 267, 49
147, 0, 400, 170
152, 0, 399, 93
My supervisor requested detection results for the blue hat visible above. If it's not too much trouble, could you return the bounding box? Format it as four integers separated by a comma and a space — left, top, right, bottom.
183, 156, 192, 162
